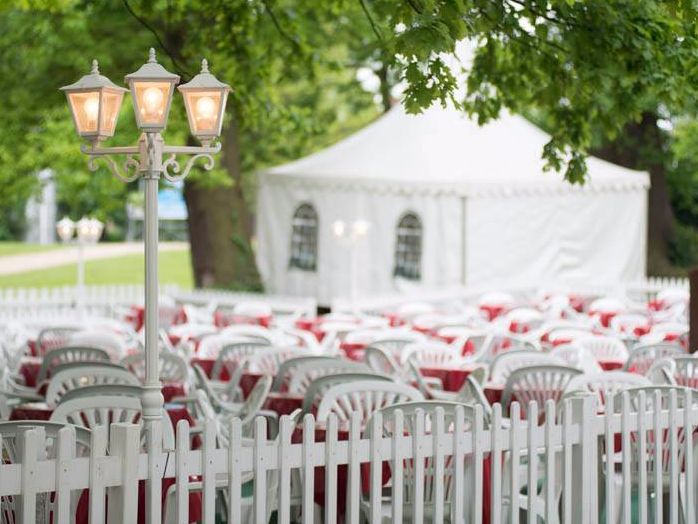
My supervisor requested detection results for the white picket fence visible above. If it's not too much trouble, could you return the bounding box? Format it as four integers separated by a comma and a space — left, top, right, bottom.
1, 392, 697, 523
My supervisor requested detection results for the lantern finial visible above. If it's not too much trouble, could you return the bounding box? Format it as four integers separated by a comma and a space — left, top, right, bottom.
201, 59, 209, 73
148, 48, 157, 63
91, 59, 99, 74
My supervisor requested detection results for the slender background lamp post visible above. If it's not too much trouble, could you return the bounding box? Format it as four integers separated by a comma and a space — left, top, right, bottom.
332, 219, 370, 312
61, 49, 229, 521
56, 216, 103, 314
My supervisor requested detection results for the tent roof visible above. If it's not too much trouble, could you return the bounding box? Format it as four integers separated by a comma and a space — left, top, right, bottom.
264, 104, 649, 197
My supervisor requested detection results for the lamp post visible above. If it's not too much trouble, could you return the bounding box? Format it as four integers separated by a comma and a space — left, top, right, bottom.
332, 219, 370, 311
56, 216, 103, 313
61, 50, 229, 434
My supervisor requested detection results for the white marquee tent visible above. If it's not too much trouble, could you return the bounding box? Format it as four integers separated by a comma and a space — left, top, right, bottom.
256, 103, 649, 305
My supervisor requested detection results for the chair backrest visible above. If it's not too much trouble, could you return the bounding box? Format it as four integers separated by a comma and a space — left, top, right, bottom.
0, 421, 92, 523
271, 355, 339, 391
652, 356, 698, 388
489, 350, 563, 384
36, 326, 79, 356
57, 383, 143, 404
50, 393, 174, 450
316, 380, 423, 423
120, 351, 188, 383
197, 333, 269, 359
364, 346, 401, 377
46, 363, 140, 407
574, 335, 629, 362
502, 365, 582, 419
455, 375, 493, 421
549, 343, 603, 374
365, 401, 481, 512
68, 329, 128, 360
478, 334, 539, 362
370, 336, 424, 359
564, 371, 651, 410
236, 375, 273, 426
399, 341, 464, 367
242, 346, 312, 376
288, 359, 373, 395
302, 373, 392, 414
37, 346, 111, 382
211, 341, 269, 380
623, 343, 684, 375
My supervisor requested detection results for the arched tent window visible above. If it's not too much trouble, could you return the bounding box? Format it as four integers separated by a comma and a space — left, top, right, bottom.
289, 203, 318, 271
394, 212, 422, 280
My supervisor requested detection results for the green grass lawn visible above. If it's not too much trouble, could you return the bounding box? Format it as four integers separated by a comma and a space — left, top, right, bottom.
0, 249, 193, 288
0, 242, 67, 257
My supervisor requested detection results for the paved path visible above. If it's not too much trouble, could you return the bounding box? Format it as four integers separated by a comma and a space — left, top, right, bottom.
0, 242, 188, 276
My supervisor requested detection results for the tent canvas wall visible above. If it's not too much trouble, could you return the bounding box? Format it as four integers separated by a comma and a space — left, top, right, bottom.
256, 104, 649, 305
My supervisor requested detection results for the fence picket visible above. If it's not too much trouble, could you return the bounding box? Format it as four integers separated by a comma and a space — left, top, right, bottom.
54, 427, 73, 523
278, 415, 293, 524
369, 411, 383, 524
527, 402, 539, 524
346, 411, 361, 524
562, 400, 572, 524
432, 407, 445, 524
684, 389, 695, 523
145, 419, 163, 524
604, 397, 614, 524
638, 391, 648, 524
490, 404, 503, 524
391, 408, 404, 524
301, 414, 314, 524
175, 420, 190, 524
472, 404, 484, 524
544, 401, 556, 524
201, 418, 216, 523
107, 423, 140, 524
89, 425, 107, 524
254, 417, 269, 524
227, 418, 243, 524
621, 393, 632, 524
324, 414, 338, 523
412, 408, 425, 524
18, 427, 41, 524
510, 402, 522, 524
652, 390, 663, 521
668, 389, 678, 524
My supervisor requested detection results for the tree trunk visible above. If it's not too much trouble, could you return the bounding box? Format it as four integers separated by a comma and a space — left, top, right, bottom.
376, 64, 393, 113
591, 111, 676, 275
183, 119, 261, 290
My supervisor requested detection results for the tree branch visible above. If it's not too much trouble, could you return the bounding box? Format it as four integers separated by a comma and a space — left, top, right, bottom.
121, 0, 192, 80
260, 0, 302, 53
358, 0, 384, 42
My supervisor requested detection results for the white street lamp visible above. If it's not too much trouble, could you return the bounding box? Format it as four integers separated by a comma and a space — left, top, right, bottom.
332, 218, 370, 311
56, 216, 103, 314
61, 49, 229, 475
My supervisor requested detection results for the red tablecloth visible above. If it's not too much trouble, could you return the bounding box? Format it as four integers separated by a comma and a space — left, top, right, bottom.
263, 392, 304, 416
419, 366, 475, 392
190, 357, 231, 381
598, 359, 625, 371
18, 358, 41, 388
340, 342, 367, 361
484, 384, 504, 406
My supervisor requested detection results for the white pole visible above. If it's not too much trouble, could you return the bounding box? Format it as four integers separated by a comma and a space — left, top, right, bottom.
140, 132, 164, 425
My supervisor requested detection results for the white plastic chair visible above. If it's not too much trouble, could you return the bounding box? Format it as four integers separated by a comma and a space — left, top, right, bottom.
501, 365, 582, 419
399, 341, 465, 367
549, 343, 603, 374
68, 329, 128, 361
361, 401, 482, 522
574, 335, 629, 363
211, 341, 269, 380
37, 346, 111, 382
287, 359, 373, 395
271, 355, 341, 391
316, 379, 423, 423
197, 332, 270, 359
121, 351, 188, 383
650, 355, 698, 388
45, 363, 140, 407
490, 350, 564, 385
36, 326, 80, 356
241, 346, 312, 376
50, 393, 175, 450
623, 343, 684, 375
563, 371, 651, 411
302, 373, 393, 415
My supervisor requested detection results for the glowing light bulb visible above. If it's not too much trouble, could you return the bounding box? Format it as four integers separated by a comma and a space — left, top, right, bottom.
195, 96, 216, 120
84, 96, 99, 123
332, 220, 346, 238
141, 87, 164, 116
